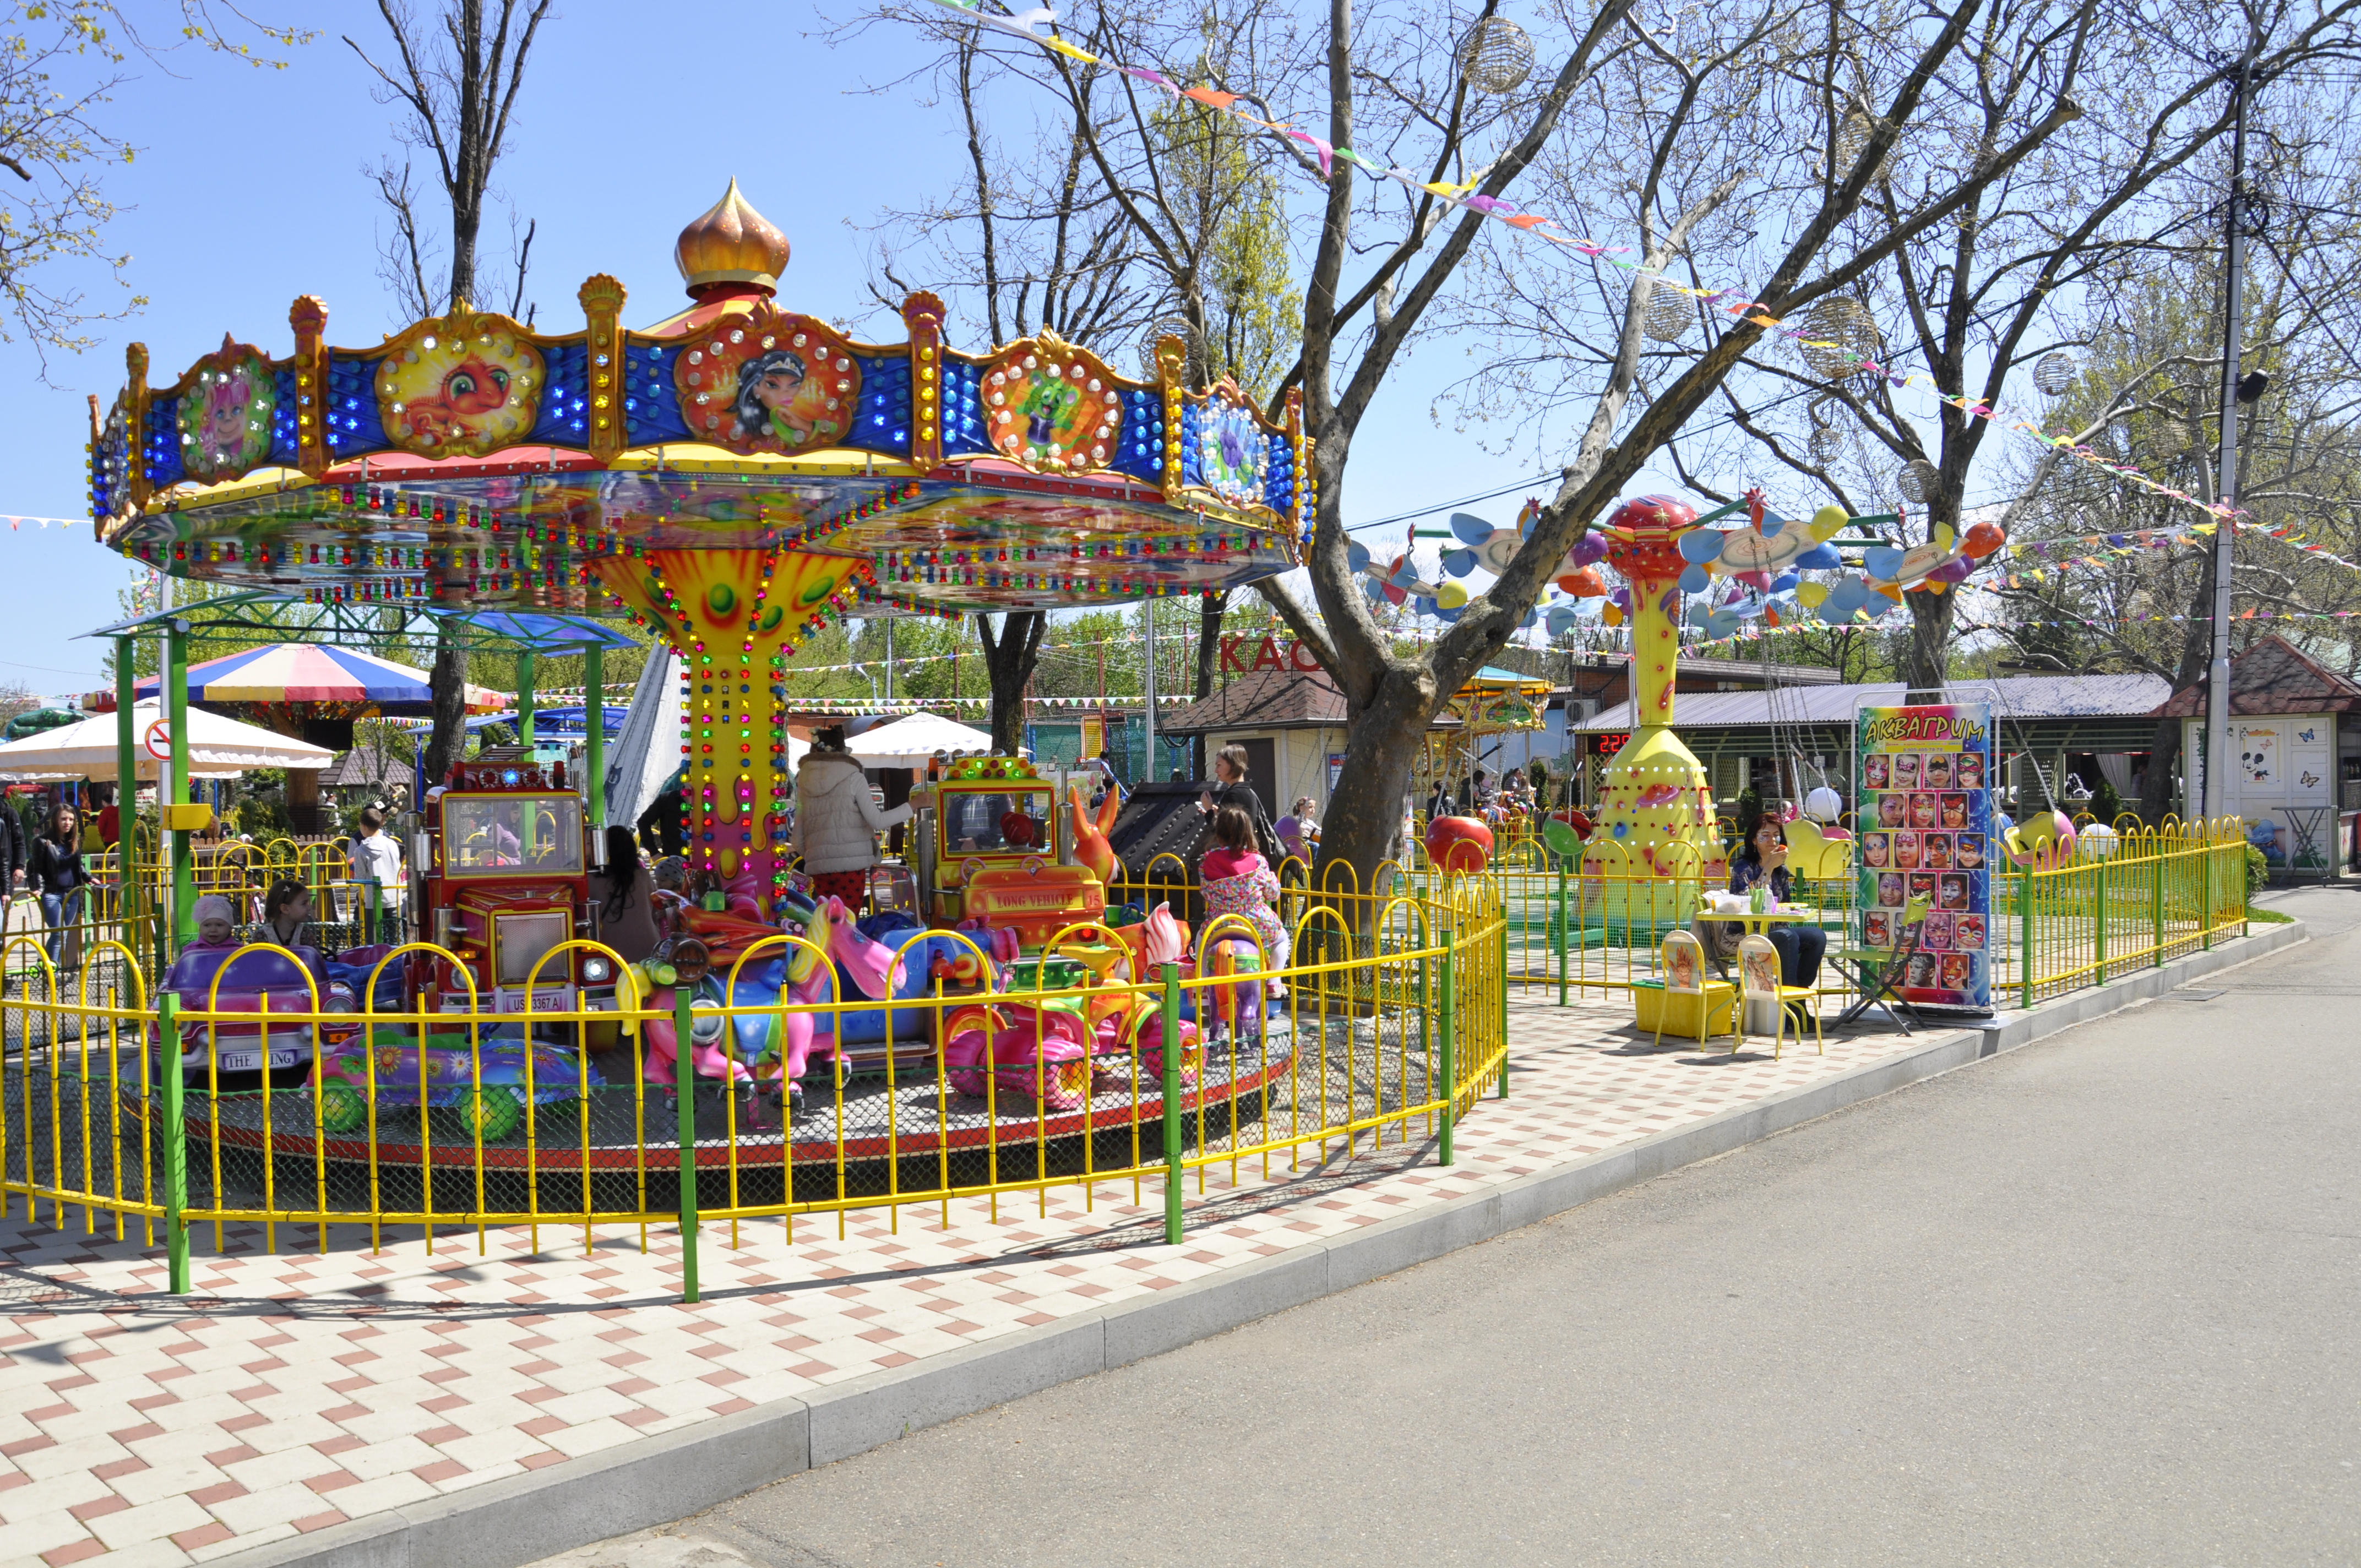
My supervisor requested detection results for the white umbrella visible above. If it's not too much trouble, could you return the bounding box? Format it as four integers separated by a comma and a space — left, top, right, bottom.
846, 712, 995, 768
0, 699, 333, 781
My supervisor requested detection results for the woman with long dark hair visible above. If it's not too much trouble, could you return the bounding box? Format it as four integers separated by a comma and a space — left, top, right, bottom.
589, 824, 657, 964
26, 802, 91, 969
1729, 809, 1827, 1000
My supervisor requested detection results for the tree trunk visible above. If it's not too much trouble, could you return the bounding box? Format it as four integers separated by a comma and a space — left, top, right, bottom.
976, 611, 1046, 756
421, 629, 470, 786
1192, 589, 1227, 778
1902, 589, 1956, 691
1310, 665, 1440, 902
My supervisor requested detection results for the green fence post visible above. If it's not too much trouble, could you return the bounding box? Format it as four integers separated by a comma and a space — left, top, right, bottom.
2019, 867, 2035, 1011
1160, 961, 1182, 1245
2093, 859, 2108, 987
166, 619, 194, 951
673, 988, 700, 1304
1438, 931, 1457, 1167
2200, 841, 2213, 951
1555, 862, 1569, 1008
584, 645, 606, 829
160, 993, 188, 1294
2151, 847, 2166, 967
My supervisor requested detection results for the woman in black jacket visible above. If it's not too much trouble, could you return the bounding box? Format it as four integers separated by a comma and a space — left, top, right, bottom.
26, 802, 91, 968
1196, 744, 1279, 862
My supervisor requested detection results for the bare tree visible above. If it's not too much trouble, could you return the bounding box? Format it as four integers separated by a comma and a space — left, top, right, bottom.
1260, 0, 2077, 891
1676, 0, 2361, 688
0, 3, 309, 377
346, 0, 551, 788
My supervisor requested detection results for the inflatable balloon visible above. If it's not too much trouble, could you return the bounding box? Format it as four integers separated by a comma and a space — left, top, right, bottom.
1424, 815, 1494, 874
1569, 532, 1610, 567
1961, 521, 2005, 559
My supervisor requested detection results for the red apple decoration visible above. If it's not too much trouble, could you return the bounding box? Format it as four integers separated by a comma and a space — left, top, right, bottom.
1426, 814, 1495, 874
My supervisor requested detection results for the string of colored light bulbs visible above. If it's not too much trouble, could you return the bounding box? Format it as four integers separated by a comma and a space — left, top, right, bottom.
923, 0, 2244, 528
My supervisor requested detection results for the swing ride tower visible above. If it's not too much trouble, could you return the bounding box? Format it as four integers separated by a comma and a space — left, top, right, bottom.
1586, 496, 1724, 924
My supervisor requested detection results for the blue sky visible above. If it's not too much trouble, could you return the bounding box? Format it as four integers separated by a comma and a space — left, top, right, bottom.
0, 0, 1641, 699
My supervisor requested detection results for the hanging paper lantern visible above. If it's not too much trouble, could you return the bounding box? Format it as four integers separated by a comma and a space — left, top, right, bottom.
2033, 350, 2076, 396
1834, 110, 1890, 179
1897, 458, 1940, 504
1798, 296, 1879, 380
1643, 285, 1693, 343
1138, 314, 1194, 378
1457, 17, 1535, 94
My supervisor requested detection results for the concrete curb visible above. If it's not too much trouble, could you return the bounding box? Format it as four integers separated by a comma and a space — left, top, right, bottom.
224, 919, 2305, 1568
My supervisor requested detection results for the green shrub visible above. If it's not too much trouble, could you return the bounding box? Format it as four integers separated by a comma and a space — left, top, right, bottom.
2244, 842, 2268, 898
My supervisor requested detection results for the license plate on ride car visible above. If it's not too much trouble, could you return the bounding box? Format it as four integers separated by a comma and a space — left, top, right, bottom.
209, 1045, 300, 1072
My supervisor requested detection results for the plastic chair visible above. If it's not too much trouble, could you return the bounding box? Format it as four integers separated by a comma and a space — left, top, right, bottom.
1830, 894, 1932, 1033
1651, 929, 1737, 1050
1733, 933, 1821, 1058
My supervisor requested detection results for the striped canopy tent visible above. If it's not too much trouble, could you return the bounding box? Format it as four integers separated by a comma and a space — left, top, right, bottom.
134, 644, 508, 715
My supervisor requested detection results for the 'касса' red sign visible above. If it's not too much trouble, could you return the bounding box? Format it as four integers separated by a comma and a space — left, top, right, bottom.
1218, 635, 1326, 674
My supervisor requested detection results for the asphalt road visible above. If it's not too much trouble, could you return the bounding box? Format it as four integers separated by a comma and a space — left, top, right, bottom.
537, 885, 2361, 1568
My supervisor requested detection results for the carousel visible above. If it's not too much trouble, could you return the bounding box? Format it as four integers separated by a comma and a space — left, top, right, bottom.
83, 182, 1312, 1194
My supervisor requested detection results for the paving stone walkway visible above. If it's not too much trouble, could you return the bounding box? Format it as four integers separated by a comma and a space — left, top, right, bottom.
0, 991, 1929, 1566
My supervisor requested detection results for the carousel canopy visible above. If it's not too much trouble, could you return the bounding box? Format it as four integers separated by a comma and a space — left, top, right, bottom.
133, 643, 508, 715
0, 699, 333, 781
89, 183, 1307, 622
845, 711, 995, 767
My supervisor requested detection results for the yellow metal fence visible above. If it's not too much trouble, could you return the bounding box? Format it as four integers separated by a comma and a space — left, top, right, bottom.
1468, 820, 2251, 1010
2, 879, 1506, 1304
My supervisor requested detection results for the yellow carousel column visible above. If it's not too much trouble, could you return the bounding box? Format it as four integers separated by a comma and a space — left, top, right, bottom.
1591, 497, 1722, 933
595, 548, 871, 914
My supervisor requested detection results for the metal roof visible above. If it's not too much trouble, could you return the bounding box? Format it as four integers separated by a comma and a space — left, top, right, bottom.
1574, 672, 2174, 733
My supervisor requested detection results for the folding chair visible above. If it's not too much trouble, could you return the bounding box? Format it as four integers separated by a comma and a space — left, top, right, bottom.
1733, 933, 1822, 1058
1830, 894, 1931, 1033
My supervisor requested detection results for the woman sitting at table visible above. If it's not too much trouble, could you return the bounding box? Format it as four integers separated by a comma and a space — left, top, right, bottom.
1728, 813, 1827, 1009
